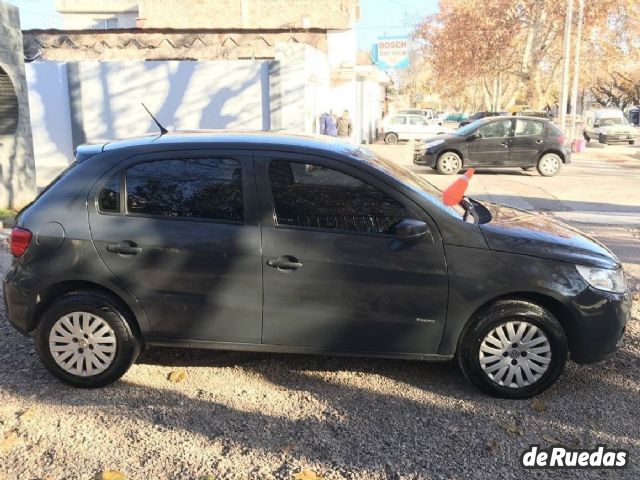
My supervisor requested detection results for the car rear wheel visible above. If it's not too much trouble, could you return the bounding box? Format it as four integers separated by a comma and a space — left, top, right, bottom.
629, 140, 635, 145
457, 300, 568, 399
583, 132, 590, 142
384, 133, 399, 144
537, 153, 562, 177
436, 152, 462, 175
36, 291, 141, 388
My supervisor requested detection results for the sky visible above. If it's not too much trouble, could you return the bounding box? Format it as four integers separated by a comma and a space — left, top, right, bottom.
8, 0, 439, 47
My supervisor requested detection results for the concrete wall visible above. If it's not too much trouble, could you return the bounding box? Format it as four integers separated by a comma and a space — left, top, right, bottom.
25, 62, 75, 189
0, 1, 36, 208
74, 60, 268, 143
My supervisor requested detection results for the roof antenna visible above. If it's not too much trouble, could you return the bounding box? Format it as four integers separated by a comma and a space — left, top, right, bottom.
141, 103, 168, 135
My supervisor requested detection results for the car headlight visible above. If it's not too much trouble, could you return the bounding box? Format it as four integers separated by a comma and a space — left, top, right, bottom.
576, 265, 626, 293
425, 139, 445, 149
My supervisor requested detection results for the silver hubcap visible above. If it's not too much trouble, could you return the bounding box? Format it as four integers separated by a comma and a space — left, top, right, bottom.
440, 154, 460, 173
539, 155, 560, 175
479, 321, 552, 388
49, 312, 117, 377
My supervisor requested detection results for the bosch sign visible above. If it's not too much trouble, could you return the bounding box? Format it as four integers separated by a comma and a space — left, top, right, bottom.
374, 36, 409, 70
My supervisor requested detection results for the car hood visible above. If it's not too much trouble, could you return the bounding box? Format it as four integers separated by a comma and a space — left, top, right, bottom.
478, 201, 620, 269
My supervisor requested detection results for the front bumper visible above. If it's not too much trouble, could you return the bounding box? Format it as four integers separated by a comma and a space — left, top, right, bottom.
567, 286, 631, 364
414, 151, 437, 167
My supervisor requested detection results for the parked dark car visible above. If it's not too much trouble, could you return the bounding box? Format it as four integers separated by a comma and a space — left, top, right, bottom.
415, 116, 571, 176
458, 111, 506, 127
4, 132, 629, 398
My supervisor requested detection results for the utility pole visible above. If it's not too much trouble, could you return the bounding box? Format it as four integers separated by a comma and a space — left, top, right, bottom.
569, 0, 585, 143
559, 0, 574, 137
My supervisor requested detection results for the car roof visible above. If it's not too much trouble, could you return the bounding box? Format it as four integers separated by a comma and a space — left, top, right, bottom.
93, 130, 359, 156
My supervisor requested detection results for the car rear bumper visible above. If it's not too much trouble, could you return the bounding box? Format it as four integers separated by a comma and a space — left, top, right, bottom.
3, 269, 38, 336
567, 286, 631, 364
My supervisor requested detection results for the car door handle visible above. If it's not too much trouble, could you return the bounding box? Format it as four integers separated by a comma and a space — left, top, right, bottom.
535, 139, 544, 144
500, 141, 510, 146
267, 256, 303, 271
107, 241, 142, 255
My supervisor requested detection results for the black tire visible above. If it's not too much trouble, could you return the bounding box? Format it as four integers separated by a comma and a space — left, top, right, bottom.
599, 133, 607, 145
583, 131, 590, 142
536, 153, 562, 177
436, 151, 462, 175
457, 300, 568, 399
384, 132, 399, 144
36, 291, 141, 388
521, 166, 534, 171
629, 140, 635, 145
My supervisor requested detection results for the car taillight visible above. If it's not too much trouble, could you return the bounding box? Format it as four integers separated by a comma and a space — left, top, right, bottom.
10, 227, 32, 257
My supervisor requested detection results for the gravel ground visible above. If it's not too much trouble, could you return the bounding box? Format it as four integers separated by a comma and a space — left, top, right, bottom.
1, 241, 639, 480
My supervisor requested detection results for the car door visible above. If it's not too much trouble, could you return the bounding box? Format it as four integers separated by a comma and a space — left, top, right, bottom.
255, 152, 449, 355
88, 150, 263, 343
509, 119, 546, 165
466, 118, 513, 166
408, 115, 430, 139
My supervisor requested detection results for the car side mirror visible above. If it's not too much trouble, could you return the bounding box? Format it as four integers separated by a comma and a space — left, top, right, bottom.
594, 123, 600, 128
469, 133, 483, 140
393, 218, 430, 240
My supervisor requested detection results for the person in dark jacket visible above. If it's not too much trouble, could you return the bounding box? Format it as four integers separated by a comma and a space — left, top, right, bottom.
336, 110, 352, 138
319, 112, 337, 136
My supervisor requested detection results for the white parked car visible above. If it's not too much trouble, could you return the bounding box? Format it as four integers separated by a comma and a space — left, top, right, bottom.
381, 114, 454, 144
396, 108, 440, 124
583, 109, 638, 145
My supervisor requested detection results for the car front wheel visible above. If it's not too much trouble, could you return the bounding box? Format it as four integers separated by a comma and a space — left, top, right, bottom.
436, 151, 462, 175
457, 300, 568, 398
537, 153, 562, 176
384, 132, 399, 144
599, 133, 607, 144
36, 291, 141, 388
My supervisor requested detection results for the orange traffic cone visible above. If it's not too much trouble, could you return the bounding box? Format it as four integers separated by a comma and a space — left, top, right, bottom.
442, 169, 475, 206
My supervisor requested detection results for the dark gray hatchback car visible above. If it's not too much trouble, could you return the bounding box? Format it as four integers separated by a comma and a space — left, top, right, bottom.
3, 132, 630, 398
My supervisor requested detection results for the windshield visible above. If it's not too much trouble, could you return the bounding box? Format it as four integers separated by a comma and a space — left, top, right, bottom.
600, 117, 628, 126
354, 147, 466, 219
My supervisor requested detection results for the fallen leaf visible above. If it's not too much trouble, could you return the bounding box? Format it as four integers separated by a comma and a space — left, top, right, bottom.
542, 435, 562, 444
167, 370, 187, 383
504, 423, 523, 436
17, 408, 36, 421
198, 476, 217, 480
0, 433, 22, 451
530, 399, 546, 412
486, 439, 499, 454
94, 471, 125, 480
293, 470, 324, 480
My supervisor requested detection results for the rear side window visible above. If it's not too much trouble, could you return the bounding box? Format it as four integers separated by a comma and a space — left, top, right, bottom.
125, 158, 243, 221
390, 115, 406, 124
514, 119, 544, 137
98, 176, 120, 213
268, 160, 405, 234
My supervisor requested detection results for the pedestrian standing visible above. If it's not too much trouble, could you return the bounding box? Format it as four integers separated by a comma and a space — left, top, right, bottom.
336, 110, 352, 138
319, 112, 337, 136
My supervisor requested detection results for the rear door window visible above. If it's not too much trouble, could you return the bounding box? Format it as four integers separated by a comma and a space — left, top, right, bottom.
125, 158, 243, 222
268, 159, 405, 235
390, 115, 406, 125
514, 119, 544, 137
